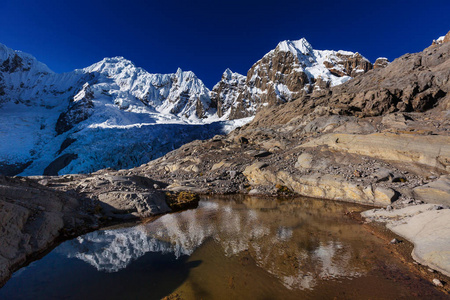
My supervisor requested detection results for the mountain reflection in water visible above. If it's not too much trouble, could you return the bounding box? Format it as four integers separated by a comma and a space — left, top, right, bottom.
57, 197, 368, 290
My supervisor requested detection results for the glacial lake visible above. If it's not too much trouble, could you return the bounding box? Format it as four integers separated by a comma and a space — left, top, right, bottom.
0, 196, 445, 299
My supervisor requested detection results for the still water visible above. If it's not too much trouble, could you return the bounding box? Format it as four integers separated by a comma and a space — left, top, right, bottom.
0, 196, 445, 299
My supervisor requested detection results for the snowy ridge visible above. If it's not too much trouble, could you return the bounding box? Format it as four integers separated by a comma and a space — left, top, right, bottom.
223, 38, 373, 119
0, 38, 372, 175
0, 42, 248, 175
273, 38, 369, 88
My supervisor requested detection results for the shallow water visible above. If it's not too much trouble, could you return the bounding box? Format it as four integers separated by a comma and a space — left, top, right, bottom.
0, 196, 445, 299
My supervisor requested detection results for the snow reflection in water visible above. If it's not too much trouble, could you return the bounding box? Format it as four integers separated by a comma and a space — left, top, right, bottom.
58, 197, 366, 290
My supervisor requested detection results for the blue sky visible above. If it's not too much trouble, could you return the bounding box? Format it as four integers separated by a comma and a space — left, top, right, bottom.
0, 0, 449, 88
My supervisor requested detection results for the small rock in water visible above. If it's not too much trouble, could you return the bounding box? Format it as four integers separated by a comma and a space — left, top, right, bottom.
432, 278, 444, 287
153, 184, 160, 189
390, 238, 401, 244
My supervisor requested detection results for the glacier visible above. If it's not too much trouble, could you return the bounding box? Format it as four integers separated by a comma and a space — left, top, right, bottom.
0, 43, 251, 175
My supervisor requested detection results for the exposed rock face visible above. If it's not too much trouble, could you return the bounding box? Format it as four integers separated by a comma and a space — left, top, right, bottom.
226, 38, 373, 119
299, 133, 450, 173
0, 39, 375, 176
324, 51, 372, 77
118, 38, 450, 209
55, 83, 94, 135
210, 69, 246, 118
374, 57, 390, 69
249, 40, 450, 127
432, 30, 450, 45
445, 30, 450, 43
413, 175, 450, 205
43, 153, 78, 176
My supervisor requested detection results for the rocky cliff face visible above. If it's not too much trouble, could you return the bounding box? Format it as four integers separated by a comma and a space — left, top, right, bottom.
223, 38, 373, 119
374, 57, 390, 69
210, 69, 247, 118
249, 40, 450, 127
432, 30, 450, 46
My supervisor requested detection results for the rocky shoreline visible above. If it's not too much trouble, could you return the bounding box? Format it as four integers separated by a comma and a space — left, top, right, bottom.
0, 174, 198, 287
1, 33, 450, 290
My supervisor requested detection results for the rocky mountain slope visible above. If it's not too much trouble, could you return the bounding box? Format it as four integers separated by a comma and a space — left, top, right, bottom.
0, 39, 376, 176
212, 38, 379, 119
127, 36, 449, 203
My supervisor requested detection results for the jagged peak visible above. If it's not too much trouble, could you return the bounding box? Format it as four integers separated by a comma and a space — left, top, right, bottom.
276, 38, 314, 56
221, 68, 245, 81
83, 56, 139, 74
174, 67, 198, 80
223, 68, 233, 78
0, 42, 53, 74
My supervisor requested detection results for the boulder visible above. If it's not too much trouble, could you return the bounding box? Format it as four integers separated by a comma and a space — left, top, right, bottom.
413, 175, 450, 206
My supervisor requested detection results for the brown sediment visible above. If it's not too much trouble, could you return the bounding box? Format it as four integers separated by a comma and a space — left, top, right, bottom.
352, 211, 450, 295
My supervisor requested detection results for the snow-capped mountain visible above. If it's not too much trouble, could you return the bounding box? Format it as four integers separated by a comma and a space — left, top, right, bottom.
210, 68, 247, 118
223, 38, 374, 119
0, 38, 376, 176
0, 43, 244, 176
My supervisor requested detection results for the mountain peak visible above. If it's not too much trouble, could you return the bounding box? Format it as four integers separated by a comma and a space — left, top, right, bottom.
223, 68, 233, 77
0, 43, 53, 74
276, 38, 314, 56
83, 56, 138, 74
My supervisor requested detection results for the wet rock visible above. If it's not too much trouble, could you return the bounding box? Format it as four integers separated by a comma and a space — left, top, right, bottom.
248, 189, 260, 195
